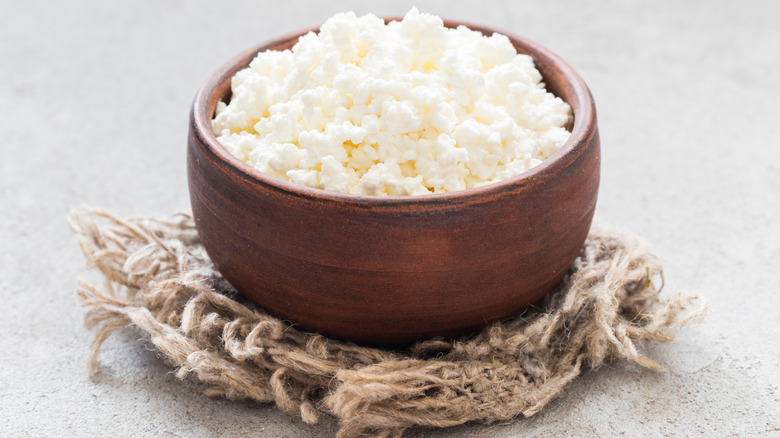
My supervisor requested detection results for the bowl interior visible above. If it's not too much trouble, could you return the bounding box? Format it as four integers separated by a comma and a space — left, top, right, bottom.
192, 19, 596, 206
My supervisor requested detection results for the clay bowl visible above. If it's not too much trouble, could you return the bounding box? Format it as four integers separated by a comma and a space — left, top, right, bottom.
188, 19, 600, 346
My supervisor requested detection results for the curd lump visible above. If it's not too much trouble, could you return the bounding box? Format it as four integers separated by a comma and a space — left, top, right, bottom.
212, 8, 572, 196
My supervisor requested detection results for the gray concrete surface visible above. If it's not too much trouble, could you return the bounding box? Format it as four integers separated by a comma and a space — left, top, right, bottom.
2, 0, 779, 436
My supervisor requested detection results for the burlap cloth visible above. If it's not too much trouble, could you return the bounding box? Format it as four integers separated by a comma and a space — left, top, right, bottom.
69, 207, 705, 438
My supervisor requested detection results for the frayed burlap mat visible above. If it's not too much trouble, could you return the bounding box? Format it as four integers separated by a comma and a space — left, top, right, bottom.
69, 207, 705, 438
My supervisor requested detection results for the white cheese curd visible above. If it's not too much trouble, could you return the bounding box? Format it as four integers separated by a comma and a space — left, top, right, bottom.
212, 7, 572, 196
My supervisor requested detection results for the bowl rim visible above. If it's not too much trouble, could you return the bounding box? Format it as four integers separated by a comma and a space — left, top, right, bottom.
190, 18, 597, 208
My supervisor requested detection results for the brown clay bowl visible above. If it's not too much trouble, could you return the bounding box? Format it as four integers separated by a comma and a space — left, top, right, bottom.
187, 19, 600, 346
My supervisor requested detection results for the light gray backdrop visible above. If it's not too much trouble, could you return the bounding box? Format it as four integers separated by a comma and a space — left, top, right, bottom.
2, 0, 778, 436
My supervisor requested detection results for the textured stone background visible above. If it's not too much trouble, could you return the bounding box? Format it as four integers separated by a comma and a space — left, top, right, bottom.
2, 1, 778, 436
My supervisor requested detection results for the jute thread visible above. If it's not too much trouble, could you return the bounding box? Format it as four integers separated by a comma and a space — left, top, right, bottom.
69, 207, 705, 438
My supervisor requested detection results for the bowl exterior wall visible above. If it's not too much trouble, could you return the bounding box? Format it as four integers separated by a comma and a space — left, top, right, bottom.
187, 129, 598, 345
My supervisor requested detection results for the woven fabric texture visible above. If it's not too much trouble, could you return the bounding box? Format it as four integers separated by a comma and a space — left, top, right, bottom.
69, 208, 705, 438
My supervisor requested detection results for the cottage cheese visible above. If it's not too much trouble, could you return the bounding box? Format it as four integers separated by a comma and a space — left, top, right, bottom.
212, 8, 572, 196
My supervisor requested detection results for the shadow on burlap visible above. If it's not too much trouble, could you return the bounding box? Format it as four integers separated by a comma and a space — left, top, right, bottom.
68, 207, 705, 438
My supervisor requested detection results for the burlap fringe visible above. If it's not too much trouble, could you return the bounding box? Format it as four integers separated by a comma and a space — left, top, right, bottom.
68, 207, 705, 438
